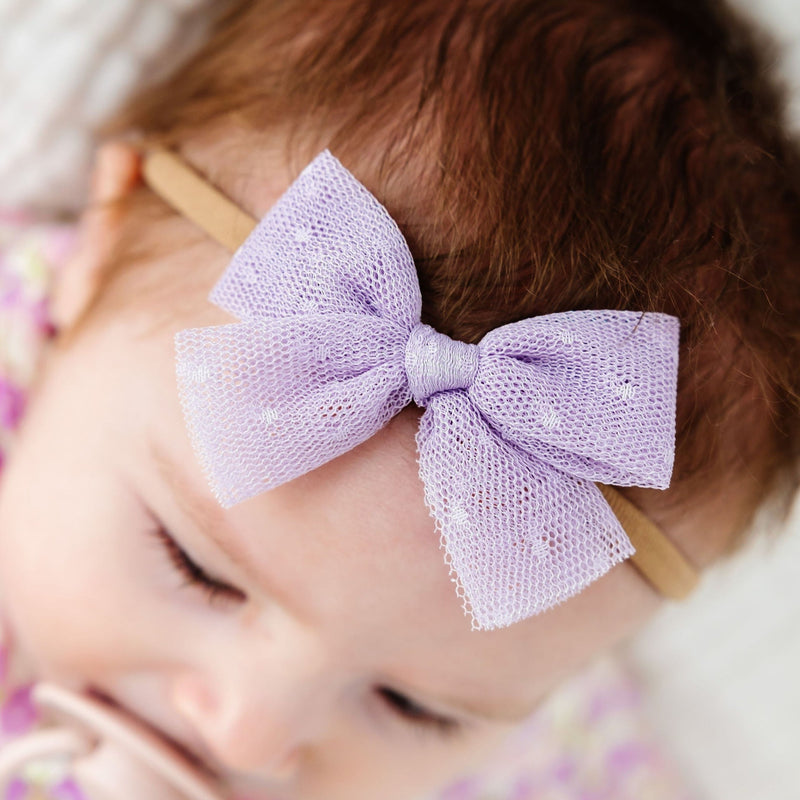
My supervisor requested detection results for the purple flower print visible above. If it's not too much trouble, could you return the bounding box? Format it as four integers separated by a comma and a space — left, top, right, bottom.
1, 684, 39, 736
509, 774, 539, 800
41, 229, 79, 268
0, 279, 22, 311
0, 378, 26, 430
551, 755, 577, 785
607, 741, 650, 777
438, 777, 481, 800
52, 776, 89, 800
576, 791, 606, 800
0, 642, 8, 684
3, 776, 27, 800
586, 683, 640, 725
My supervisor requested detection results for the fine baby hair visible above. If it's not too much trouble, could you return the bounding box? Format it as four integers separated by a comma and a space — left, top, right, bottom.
3, 0, 800, 799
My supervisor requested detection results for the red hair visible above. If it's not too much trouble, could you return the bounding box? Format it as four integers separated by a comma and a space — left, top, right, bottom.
78, 0, 800, 554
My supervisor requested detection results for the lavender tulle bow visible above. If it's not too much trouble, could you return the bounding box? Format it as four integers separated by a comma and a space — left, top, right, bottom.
175, 150, 679, 630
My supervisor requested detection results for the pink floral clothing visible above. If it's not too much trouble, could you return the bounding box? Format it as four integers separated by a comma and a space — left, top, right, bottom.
0, 210, 84, 799
0, 210, 73, 472
0, 210, 696, 800
422, 655, 698, 800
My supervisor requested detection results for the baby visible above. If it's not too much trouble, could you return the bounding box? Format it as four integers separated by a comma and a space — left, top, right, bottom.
1, 0, 800, 799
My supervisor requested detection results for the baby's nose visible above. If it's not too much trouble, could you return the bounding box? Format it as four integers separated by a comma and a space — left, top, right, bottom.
168, 645, 333, 780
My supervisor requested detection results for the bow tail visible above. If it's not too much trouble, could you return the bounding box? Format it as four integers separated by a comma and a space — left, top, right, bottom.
417, 395, 635, 630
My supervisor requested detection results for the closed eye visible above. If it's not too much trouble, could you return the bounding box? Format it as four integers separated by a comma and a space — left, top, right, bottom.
148, 524, 246, 607
377, 687, 461, 736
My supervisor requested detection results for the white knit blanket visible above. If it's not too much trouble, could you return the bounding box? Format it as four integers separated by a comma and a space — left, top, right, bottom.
625, 501, 800, 800
0, 0, 216, 214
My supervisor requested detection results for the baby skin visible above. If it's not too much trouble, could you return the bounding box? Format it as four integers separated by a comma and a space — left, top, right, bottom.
0, 140, 751, 800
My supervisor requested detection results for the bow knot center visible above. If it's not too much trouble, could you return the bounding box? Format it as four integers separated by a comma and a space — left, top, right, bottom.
405, 324, 479, 406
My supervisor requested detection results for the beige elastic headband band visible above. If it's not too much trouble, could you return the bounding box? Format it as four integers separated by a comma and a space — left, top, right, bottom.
140, 145, 700, 603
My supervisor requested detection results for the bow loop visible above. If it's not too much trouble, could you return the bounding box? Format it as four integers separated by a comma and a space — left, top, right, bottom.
208, 151, 422, 331
471, 310, 679, 488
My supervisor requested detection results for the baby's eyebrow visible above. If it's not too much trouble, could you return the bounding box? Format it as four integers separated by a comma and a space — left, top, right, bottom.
149, 438, 307, 619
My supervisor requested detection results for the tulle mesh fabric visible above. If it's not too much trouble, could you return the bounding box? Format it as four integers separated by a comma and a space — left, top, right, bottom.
175, 150, 679, 630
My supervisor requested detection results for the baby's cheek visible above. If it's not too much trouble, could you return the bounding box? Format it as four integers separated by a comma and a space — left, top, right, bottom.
0, 522, 100, 684
0, 499, 138, 690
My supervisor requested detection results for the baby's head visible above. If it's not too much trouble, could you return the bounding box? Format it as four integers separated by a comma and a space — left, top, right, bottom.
1, 1, 800, 799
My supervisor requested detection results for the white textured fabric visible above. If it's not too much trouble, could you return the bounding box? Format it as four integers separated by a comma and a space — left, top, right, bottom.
624, 502, 800, 800
0, 0, 218, 214
727, 0, 800, 130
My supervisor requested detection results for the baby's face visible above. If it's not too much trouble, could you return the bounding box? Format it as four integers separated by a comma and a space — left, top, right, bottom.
0, 147, 660, 800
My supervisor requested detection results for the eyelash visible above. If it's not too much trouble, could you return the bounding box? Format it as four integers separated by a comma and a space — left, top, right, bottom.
148, 526, 461, 736
377, 688, 461, 737
148, 525, 246, 607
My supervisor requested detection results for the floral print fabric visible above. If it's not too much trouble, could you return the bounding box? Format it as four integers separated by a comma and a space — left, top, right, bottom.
424, 656, 696, 800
